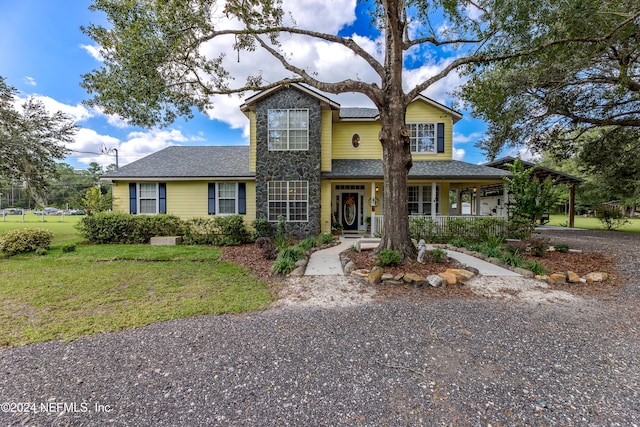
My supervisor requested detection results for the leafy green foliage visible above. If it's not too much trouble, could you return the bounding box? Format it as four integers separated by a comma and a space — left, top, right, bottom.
61, 243, 76, 253
0, 77, 76, 201
279, 246, 304, 263
596, 204, 631, 231
409, 217, 439, 242
183, 215, 249, 246
270, 257, 296, 275
297, 237, 317, 251
0, 228, 54, 256
525, 260, 548, 276
81, 186, 112, 216
375, 249, 402, 267
429, 248, 447, 263
554, 243, 570, 253
316, 233, 335, 245
77, 213, 184, 244
255, 237, 278, 260
251, 218, 273, 240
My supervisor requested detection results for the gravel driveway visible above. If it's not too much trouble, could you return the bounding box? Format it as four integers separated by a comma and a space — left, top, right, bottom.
1, 229, 639, 426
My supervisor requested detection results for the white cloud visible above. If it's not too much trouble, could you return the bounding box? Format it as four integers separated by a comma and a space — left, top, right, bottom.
31, 95, 94, 122
452, 147, 466, 161
506, 146, 541, 162
24, 76, 37, 86
453, 130, 484, 145
68, 128, 120, 168
117, 129, 191, 165
80, 44, 104, 62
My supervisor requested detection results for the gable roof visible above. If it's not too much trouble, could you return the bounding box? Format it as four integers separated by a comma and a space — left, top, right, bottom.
240, 83, 340, 113
324, 159, 511, 180
101, 146, 253, 180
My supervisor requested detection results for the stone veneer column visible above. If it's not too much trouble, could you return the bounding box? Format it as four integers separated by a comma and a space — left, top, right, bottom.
254, 88, 322, 237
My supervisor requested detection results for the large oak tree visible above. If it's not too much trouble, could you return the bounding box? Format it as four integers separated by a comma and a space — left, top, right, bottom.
0, 77, 76, 204
81, 0, 637, 257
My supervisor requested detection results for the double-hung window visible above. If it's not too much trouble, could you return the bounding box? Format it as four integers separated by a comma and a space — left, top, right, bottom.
138, 183, 159, 215
217, 183, 237, 214
268, 181, 308, 222
268, 109, 309, 150
408, 123, 436, 154
208, 182, 246, 215
408, 185, 439, 215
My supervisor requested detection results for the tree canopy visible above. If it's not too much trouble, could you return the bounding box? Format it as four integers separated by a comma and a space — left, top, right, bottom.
0, 77, 76, 200
80, 0, 638, 256
458, 0, 640, 159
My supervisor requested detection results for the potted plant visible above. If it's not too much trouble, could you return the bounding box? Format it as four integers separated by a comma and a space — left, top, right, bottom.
331, 221, 343, 236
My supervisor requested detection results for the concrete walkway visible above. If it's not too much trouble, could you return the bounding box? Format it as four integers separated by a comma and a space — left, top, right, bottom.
305, 237, 520, 277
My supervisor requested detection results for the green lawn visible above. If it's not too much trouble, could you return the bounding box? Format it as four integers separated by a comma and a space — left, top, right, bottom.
0, 214, 84, 245
0, 219, 274, 347
548, 214, 640, 232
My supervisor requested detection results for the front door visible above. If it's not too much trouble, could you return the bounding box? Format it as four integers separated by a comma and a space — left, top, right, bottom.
341, 193, 358, 231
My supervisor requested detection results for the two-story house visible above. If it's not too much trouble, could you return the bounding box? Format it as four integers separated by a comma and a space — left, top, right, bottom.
102, 83, 511, 237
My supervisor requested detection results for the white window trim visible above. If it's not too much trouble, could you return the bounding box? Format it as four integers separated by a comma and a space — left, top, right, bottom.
267, 180, 309, 222
137, 182, 159, 215
216, 182, 238, 215
408, 184, 440, 215
407, 122, 437, 154
267, 109, 310, 151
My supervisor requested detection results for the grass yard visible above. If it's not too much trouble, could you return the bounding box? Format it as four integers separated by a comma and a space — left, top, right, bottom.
0, 220, 275, 347
548, 214, 640, 232
0, 213, 84, 245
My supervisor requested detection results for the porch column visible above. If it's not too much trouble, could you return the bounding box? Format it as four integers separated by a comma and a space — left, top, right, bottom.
370, 181, 376, 236
569, 183, 576, 228
457, 189, 462, 216
475, 188, 481, 216
503, 185, 509, 219
431, 182, 437, 220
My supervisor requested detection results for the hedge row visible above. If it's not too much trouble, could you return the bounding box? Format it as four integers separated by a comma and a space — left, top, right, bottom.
409, 216, 534, 243
76, 213, 250, 245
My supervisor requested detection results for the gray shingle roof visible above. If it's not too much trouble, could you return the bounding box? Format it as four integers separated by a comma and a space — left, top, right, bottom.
339, 108, 379, 119
323, 159, 511, 180
101, 146, 252, 179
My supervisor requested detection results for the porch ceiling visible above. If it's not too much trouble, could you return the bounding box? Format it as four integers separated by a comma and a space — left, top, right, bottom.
323, 159, 511, 181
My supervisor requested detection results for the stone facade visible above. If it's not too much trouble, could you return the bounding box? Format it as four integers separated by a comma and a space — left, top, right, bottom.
254, 87, 322, 237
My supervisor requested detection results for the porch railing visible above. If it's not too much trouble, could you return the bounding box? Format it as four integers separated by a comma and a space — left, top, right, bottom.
372, 215, 489, 236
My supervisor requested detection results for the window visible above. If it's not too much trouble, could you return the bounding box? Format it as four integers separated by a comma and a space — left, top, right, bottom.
268, 109, 309, 150
408, 123, 436, 154
138, 183, 158, 214
408, 185, 439, 215
268, 181, 308, 222
208, 183, 246, 215
351, 133, 361, 149
217, 183, 237, 214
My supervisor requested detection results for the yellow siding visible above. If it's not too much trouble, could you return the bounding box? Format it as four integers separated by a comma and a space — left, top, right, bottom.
321, 110, 332, 171
110, 180, 256, 224
406, 101, 453, 161
331, 100, 455, 160
320, 180, 332, 233
249, 111, 257, 172
440, 182, 450, 215
111, 181, 129, 213
332, 121, 382, 159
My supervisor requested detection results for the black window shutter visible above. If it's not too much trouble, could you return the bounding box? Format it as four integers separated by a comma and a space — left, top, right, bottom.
238, 183, 246, 214
129, 183, 137, 214
437, 123, 445, 153
208, 183, 216, 215
158, 183, 166, 214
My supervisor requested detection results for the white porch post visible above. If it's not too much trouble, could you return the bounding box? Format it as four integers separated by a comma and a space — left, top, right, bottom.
431, 182, 437, 220
503, 185, 509, 218
370, 181, 376, 236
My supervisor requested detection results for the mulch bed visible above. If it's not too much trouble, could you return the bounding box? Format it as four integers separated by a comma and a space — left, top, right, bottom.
219, 242, 621, 299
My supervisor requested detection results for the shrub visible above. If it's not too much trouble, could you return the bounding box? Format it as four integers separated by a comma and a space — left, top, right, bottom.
61, 243, 76, 253
255, 237, 278, 260
251, 218, 273, 240
271, 257, 296, 275
297, 237, 317, 251
554, 242, 570, 253
183, 215, 249, 246
526, 237, 550, 257
409, 217, 438, 242
375, 249, 402, 267
525, 260, 548, 276
506, 217, 534, 240
0, 228, 54, 255
500, 250, 525, 269
35, 247, 48, 256
77, 213, 183, 244
448, 237, 468, 248
429, 248, 447, 263
316, 233, 335, 245
596, 204, 630, 231
279, 246, 304, 263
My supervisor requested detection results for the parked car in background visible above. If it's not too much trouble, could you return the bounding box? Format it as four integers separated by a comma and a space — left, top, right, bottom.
1, 208, 23, 215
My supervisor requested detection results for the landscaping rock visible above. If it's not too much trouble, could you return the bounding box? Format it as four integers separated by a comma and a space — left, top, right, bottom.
466, 266, 480, 276
438, 272, 457, 286
344, 261, 357, 275
295, 259, 307, 268
427, 275, 444, 288
368, 266, 384, 284
585, 272, 608, 284
381, 273, 395, 281
567, 271, 581, 284
150, 236, 183, 246
403, 273, 424, 284
393, 273, 405, 281
382, 279, 404, 286
548, 273, 567, 285
289, 267, 305, 277
535, 274, 549, 282
445, 268, 475, 283
351, 269, 370, 279
488, 257, 502, 265
513, 267, 535, 278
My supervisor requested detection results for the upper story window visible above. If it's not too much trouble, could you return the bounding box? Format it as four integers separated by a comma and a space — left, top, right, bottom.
268, 109, 309, 150
408, 123, 436, 154
351, 133, 361, 149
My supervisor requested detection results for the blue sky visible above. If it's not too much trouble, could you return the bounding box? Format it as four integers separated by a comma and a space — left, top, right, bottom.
0, 0, 509, 170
